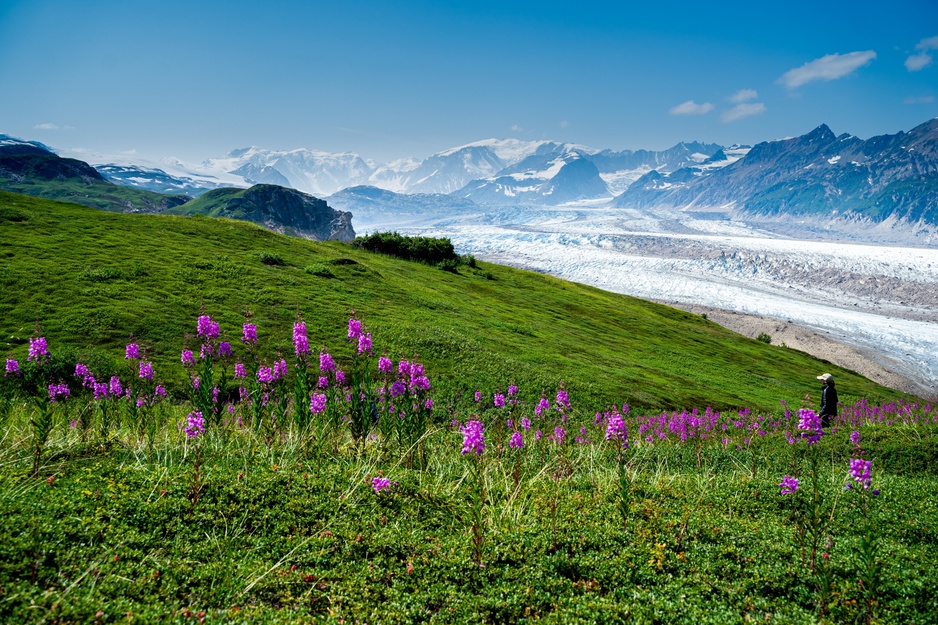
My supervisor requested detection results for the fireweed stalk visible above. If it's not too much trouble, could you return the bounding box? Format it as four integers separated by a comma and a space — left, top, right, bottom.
26, 333, 58, 477
460, 419, 486, 566
346, 315, 378, 442
184, 411, 206, 508
845, 438, 882, 624
292, 315, 314, 430
389, 358, 433, 466
189, 313, 230, 426
605, 404, 632, 529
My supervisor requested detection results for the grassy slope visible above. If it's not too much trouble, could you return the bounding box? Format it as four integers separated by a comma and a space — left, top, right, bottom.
166, 187, 249, 217
0, 174, 189, 213
0, 190, 901, 411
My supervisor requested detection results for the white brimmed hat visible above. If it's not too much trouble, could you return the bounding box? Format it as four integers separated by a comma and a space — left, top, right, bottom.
817, 373, 833, 381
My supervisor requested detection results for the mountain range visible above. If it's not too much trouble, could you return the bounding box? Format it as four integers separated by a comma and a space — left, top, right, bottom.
4, 117, 938, 231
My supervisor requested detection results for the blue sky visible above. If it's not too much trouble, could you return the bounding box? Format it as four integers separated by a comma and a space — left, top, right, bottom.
1, 0, 936, 163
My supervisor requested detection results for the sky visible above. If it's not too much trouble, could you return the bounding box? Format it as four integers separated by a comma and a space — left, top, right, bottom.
1, 0, 936, 165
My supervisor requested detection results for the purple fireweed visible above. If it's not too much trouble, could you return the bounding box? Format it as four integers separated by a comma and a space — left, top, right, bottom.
181, 350, 195, 366
310, 392, 327, 414
28, 336, 49, 362
48, 383, 70, 402
74, 363, 90, 379
535, 429, 543, 441
358, 332, 372, 354
5, 359, 19, 375
399, 360, 412, 376
192, 376, 200, 389
347, 318, 362, 341
319, 352, 335, 373
474, 390, 482, 403
551, 426, 567, 445
139, 361, 153, 380
850, 430, 861, 447
92, 382, 109, 400
605, 409, 629, 446
849, 458, 872, 490
372, 476, 392, 494
425, 397, 434, 409
798, 408, 822, 444
242, 323, 257, 345
217, 341, 232, 357
318, 375, 328, 388
125, 343, 140, 360
460, 420, 485, 455
197, 315, 220, 340
508, 384, 518, 397
293, 321, 309, 356
273, 359, 287, 380
155, 385, 167, 398
521, 417, 531, 431
378, 356, 392, 373
779, 475, 800, 495
234, 363, 246, 378
184, 412, 205, 439
494, 393, 505, 408
109, 376, 123, 397
556, 389, 570, 411
257, 366, 274, 384
509, 431, 524, 449
535, 396, 550, 417
390, 380, 406, 397
335, 370, 346, 385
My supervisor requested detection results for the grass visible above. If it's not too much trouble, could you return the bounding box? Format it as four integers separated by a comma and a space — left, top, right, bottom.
0, 190, 907, 412
0, 175, 188, 214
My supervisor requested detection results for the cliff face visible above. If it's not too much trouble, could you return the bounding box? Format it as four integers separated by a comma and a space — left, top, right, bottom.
177, 184, 356, 242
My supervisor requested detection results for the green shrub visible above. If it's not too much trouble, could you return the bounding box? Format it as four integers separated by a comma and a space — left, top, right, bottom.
757, 332, 772, 344
258, 252, 286, 266
304, 263, 336, 278
353, 231, 458, 265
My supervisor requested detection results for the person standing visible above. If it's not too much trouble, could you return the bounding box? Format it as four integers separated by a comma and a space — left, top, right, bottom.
817, 373, 838, 429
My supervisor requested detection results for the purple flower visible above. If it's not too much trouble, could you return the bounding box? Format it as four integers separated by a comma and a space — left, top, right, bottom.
273, 358, 287, 380
293, 321, 309, 356
318, 375, 328, 388
425, 397, 434, 409
335, 370, 346, 385
109, 376, 123, 397
391, 380, 406, 397
358, 332, 372, 354
850, 430, 861, 447
605, 410, 629, 446
474, 390, 482, 402
347, 318, 362, 341
191, 376, 200, 389
494, 393, 505, 408
849, 458, 872, 490
217, 341, 233, 357
181, 350, 195, 366
798, 408, 822, 444
460, 420, 485, 455
509, 431, 524, 449
155, 385, 167, 398
508, 384, 518, 397
92, 382, 109, 400
779, 475, 799, 495
310, 392, 327, 414
242, 323, 257, 345
552, 426, 566, 445
74, 363, 90, 379
197, 315, 220, 340
234, 363, 246, 378
411, 376, 431, 391
556, 389, 570, 411
521, 417, 531, 431
372, 476, 392, 495
399, 360, 412, 376
320, 351, 335, 373
28, 336, 49, 362
257, 366, 274, 384
5, 359, 19, 376
48, 383, 70, 402
535, 396, 550, 417
378, 356, 392, 373
125, 343, 140, 360
139, 361, 153, 380
184, 412, 205, 439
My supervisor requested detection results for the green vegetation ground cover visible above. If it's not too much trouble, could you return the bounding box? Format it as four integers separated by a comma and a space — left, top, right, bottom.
0, 397, 935, 624
0, 174, 187, 214
0, 191, 902, 412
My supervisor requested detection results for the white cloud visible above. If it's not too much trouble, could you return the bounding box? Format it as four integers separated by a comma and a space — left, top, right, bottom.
778, 50, 877, 89
905, 52, 933, 72
729, 89, 758, 103
721, 102, 767, 122
669, 100, 714, 115
904, 95, 935, 104
510, 124, 524, 132
916, 35, 938, 51
34, 123, 59, 130
559, 120, 570, 129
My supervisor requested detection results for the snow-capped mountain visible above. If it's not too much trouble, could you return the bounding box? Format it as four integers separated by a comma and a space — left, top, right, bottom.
96, 164, 227, 197
612, 119, 938, 226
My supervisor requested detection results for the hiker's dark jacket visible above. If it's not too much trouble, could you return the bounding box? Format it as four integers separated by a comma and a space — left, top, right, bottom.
819, 383, 838, 418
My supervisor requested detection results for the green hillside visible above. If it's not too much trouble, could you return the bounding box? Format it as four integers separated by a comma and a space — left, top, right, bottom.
0, 190, 901, 410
